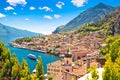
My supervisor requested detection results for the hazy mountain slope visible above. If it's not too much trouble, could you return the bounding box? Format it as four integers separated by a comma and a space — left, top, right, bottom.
0, 23, 43, 37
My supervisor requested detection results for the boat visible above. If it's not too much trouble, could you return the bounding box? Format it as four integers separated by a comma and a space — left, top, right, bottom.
32, 69, 36, 73
27, 53, 37, 60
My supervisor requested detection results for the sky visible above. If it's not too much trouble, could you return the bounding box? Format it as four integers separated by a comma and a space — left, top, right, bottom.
0, 0, 120, 34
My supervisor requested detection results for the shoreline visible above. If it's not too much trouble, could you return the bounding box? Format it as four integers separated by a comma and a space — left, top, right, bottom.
9, 44, 61, 58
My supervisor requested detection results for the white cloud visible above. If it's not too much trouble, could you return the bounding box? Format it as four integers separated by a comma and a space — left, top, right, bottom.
44, 15, 52, 20
56, 1, 65, 9
25, 18, 29, 21
4, 6, 14, 11
71, 0, 87, 7
0, 13, 6, 18
39, 6, 52, 12
30, 6, 36, 10
6, 0, 27, 6
54, 14, 61, 19
13, 12, 17, 15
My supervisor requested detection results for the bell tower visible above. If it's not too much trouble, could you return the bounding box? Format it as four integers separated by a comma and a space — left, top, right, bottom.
64, 48, 72, 65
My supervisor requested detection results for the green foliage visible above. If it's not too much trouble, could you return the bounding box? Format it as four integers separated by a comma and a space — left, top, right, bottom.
87, 66, 99, 80
19, 59, 30, 79
0, 41, 10, 61
0, 59, 11, 78
0, 42, 44, 80
77, 25, 100, 32
102, 55, 120, 80
12, 63, 20, 79
15, 37, 32, 44
36, 56, 44, 80
100, 36, 120, 61
48, 76, 53, 80
102, 36, 120, 80
105, 36, 120, 44
91, 68, 99, 80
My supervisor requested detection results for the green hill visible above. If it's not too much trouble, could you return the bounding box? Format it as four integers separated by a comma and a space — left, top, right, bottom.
53, 3, 115, 33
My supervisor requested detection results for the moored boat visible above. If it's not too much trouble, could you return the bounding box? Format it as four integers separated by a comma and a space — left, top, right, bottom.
28, 53, 37, 60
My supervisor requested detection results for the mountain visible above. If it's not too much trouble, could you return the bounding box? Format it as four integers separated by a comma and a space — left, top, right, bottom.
109, 7, 120, 35
75, 6, 120, 36
0, 23, 43, 37
53, 3, 115, 33
92, 6, 120, 36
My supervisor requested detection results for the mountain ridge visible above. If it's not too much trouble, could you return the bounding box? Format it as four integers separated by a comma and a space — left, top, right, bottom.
75, 6, 120, 37
53, 2, 115, 33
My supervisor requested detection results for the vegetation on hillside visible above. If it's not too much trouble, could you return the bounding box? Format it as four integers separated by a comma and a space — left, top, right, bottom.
86, 66, 99, 80
86, 36, 120, 80
15, 37, 33, 44
100, 36, 120, 80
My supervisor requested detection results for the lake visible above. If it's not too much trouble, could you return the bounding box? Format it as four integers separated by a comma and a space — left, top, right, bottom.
0, 36, 60, 73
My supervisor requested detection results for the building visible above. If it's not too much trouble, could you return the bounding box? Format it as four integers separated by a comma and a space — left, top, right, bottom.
47, 48, 104, 80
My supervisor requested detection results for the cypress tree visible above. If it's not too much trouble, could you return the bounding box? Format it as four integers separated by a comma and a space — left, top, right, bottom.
36, 56, 44, 80
19, 59, 30, 79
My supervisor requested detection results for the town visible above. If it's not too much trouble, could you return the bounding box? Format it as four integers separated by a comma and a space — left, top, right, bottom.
9, 30, 106, 80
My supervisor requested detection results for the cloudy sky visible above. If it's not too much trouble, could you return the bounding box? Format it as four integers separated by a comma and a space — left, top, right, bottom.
0, 0, 120, 34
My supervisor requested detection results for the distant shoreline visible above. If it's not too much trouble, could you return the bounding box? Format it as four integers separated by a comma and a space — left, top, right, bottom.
9, 44, 60, 58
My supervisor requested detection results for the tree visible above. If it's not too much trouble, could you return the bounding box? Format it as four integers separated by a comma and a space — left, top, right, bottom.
90, 66, 99, 80
12, 63, 20, 80
86, 66, 99, 80
48, 76, 53, 80
102, 55, 120, 80
91, 68, 99, 80
0, 42, 11, 79
109, 39, 120, 62
101, 36, 120, 80
0, 41, 10, 61
19, 59, 30, 79
115, 56, 120, 79
36, 56, 44, 80
100, 37, 120, 62
0, 59, 11, 78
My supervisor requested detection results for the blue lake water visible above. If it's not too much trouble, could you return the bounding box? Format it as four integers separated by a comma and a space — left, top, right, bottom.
0, 36, 60, 73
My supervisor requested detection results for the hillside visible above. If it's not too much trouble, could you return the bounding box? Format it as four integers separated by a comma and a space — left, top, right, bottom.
53, 3, 115, 33
0, 23, 43, 37
75, 7, 120, 36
